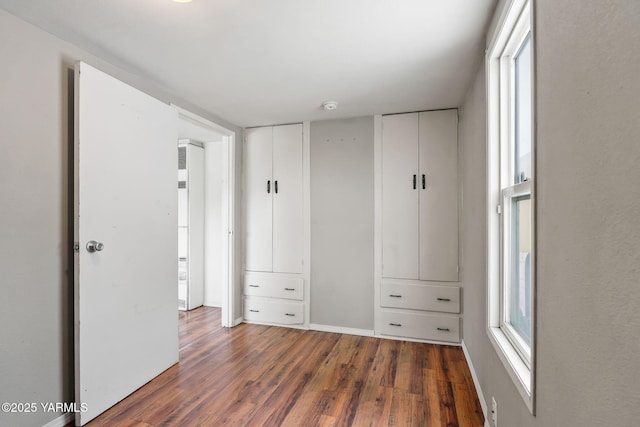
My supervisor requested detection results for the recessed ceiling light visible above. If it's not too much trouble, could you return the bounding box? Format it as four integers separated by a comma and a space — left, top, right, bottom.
173, 0, 192, 3
322, 101, 338, 111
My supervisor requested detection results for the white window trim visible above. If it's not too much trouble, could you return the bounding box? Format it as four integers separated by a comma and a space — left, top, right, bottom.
486, 0, 536, 414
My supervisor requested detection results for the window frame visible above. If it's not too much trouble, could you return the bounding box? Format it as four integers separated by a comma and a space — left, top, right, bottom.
486, 0, 536, 414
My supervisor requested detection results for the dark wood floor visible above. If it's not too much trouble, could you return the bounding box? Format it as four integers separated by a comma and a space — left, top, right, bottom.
80, 307, 483, 426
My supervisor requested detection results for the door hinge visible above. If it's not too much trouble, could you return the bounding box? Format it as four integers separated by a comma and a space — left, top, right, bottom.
73, 242, 80, 253
496, 204, 502, 215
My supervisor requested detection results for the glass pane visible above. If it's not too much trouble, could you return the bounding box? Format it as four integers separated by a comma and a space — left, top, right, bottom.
508, 195, 532, 345
514, 34, 532, 184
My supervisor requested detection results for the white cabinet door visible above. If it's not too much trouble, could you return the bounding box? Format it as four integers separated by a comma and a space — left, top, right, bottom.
419, 110, 459, 281
382, 113, 419, 279
272, 124, 303, 273
74, 62, 178, 425
245, 127, 273, 272
188, 144, 205, 308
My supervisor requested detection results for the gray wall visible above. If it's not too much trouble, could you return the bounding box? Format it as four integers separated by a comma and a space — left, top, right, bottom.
0, 10, 243, 427
310, 117, 374, 330
460, 0, 640, 426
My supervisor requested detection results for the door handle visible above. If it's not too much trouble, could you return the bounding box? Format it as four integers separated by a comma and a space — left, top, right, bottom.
412, 174, 416, 189
267, 180, 271, 193
422, 174, 426, 189
86, 240, 104, 253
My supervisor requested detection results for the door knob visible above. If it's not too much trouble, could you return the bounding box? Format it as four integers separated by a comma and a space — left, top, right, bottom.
86, 240, 104, 253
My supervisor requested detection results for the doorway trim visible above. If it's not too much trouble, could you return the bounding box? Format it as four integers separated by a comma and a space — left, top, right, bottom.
172, 105, 237, 327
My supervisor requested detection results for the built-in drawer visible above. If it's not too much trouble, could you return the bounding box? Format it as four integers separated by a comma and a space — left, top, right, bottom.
244, 297, 304, 325
244, 273, 303, 301
380, 282, 460, 313
378, 309, 460, 343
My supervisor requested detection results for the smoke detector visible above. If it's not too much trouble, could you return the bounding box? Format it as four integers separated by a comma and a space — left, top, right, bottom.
322, 101, 338, 111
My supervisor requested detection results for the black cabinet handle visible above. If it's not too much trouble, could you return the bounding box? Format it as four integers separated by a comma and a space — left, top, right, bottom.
284, 288, 295, 291
285, 313, 295, 316
422, 174, 426, 189
389, 294, 402, 298
267, 180, 271, 193
249, 285, 259, 288
275, 180, 278, 194
436, 297, 451, 302
389, 323, 402, 327
413, 174, 416, 189
437, 327, 450, 332
249, 309, 259, 313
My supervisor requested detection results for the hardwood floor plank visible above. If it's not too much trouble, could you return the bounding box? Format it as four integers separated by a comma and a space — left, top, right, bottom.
438, 380, 460, 427
77, 307, 484, 427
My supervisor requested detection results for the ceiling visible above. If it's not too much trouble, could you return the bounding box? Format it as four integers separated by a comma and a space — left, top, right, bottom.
0, 0, 496, 128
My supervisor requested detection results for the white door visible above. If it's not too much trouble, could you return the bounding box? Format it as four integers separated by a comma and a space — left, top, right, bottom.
74, 62, 179, 425
272, 124, 303, 273
245, 126, 273, 272
419, 109, 459, 281
382, 113, 420, 279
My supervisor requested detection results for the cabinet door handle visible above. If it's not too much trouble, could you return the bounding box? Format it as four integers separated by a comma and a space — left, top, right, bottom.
285, 313, 295, 316
389, 322, 402, 327
389, 294, 402, 298
249, 309, 259, 313
412, 174, 416, 189
249, 285, 259, 288
284, 288, 295, 291
275, 180, 278, 194
422, 174, 426, 189
437, 327, 450, 332
267, 180, 271, 194
436, 297, 451, 302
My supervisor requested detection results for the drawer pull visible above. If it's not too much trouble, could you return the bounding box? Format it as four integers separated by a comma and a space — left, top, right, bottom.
389, 322, 402, 327
437, 327, 450, 332
285, 313, 296, 317
249, 284, 259, 288
284, 288, 295, 291
436, 297, 451, 302
389, 294, 402, 298
249, 309, 259, 313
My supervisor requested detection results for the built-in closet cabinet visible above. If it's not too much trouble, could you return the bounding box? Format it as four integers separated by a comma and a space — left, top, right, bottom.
178, 140, 204, 311
382, 110, 459, 281
243, 123, 309, 328
375, 109, 461, 343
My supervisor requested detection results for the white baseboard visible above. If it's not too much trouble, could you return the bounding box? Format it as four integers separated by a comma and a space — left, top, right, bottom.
461, 340, 489, 426
233, 316, 244, 327
309, 323, 374, 337
42, 412, 73, 427
373, 333, 462, 346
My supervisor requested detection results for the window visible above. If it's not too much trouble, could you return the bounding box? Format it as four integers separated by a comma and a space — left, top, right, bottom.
487, 0, 535, 413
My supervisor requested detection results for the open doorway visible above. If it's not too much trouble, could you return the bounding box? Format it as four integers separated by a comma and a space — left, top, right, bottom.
174, 105, 236, 327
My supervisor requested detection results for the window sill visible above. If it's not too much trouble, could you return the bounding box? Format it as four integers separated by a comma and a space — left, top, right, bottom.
487, 326, 534, 413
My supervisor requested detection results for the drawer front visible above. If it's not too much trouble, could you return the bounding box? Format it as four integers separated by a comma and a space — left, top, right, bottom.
244, 273, 303, 300
244, 297, 304, 325
379, 309, 460, 343
380, 282, 460, 313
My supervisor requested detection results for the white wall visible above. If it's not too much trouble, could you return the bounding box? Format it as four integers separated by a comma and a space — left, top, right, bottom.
461, 1, 640, 426
0, 10, 243, 427
204, 140, 225, 307
310, 117, 375, 330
